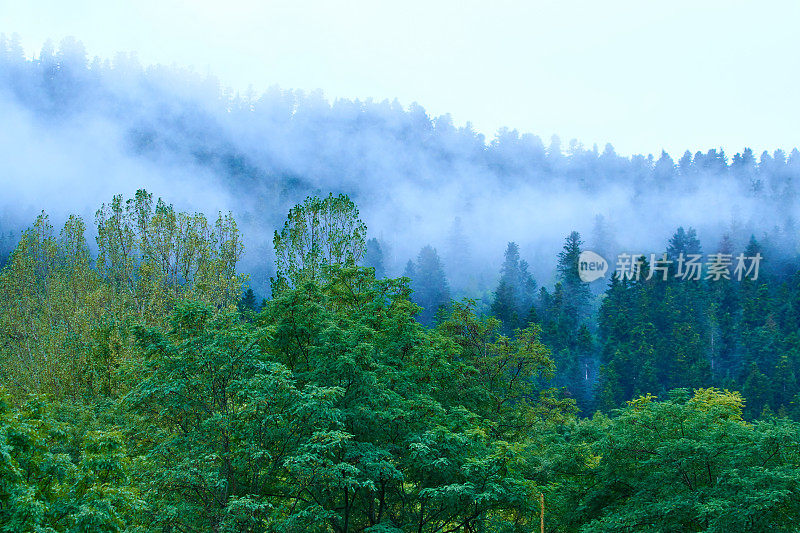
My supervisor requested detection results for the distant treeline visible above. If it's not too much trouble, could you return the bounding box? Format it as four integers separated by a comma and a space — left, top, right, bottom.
2, 35, 798, 194
3, 36, 800, 306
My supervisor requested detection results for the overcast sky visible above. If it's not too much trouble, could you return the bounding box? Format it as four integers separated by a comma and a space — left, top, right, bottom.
1, 0, 799, 157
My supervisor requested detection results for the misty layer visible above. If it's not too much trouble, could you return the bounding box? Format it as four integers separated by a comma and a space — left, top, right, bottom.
1, 35, 798, 299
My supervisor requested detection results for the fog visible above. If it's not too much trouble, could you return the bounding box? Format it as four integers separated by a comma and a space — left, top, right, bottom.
1, 36, 799, 298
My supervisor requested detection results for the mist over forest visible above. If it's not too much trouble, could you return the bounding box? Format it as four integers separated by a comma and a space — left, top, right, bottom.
2, 36, 799, 300
4, 30, 800, 531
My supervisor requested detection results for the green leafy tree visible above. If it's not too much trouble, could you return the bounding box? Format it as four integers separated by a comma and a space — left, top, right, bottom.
0, 391, 142, 531
125, 301, 332, 530
0, 213, 104, 398
547, 389, 800, 531
272, 193, 367, 288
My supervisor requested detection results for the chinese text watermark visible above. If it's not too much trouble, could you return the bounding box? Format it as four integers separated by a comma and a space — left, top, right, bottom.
578, 251, 762, 283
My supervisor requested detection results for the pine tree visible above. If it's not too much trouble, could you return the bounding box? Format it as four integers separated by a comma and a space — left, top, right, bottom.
490, 279, 518, 333
362, 237, 385, 278
653, 150, 676, 188
556, 231, 591, 325
711, 234, 739, 382
402, 259, 415, 279
238, 287, 258, 313
408, 246, 450, 326
490, 242, 536, 333
666, 226, 702, 259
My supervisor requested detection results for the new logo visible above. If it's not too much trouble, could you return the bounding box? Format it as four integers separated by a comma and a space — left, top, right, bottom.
578, 250, 608, 282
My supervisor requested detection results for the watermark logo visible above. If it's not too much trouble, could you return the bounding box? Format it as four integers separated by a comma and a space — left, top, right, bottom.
577, 251, 763, 283
579, 250, 608, 282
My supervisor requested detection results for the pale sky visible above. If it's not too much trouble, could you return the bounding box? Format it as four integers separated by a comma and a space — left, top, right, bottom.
1, 0, 799, 157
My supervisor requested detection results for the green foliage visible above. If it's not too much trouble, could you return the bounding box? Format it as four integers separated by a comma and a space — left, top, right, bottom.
272, 193, 367, 289
119, 268, 561, 531
533, 232, 594, 411
0, 213, 105, 398
124, 301, 328, 529
546, 389, 800, 532
0, 191, 245, 400
2, 192, 800, 531
96, 189, 245, 314
0, 390, 142, 532
595, 230, 800, 417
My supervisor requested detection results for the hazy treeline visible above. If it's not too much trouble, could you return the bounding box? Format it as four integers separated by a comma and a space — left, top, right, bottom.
2, 35, 800, 300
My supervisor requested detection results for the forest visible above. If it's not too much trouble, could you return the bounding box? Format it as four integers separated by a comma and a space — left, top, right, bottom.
1, 37, 800, 531
0, 191, 798, 531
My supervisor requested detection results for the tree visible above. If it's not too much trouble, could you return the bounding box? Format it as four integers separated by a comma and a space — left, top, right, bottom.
0, 191, 245, 400
272, 193, 367, 288
408, 245, 451, 326
653, 150, 676, 188
95, 189, 245, 316
238, 286, 259, 313
556, 231, 591, 325
0, 391, 141, 531
666, 226, 702, 259
0, 213, 103, 398
490, 242, 536, 334
710, 234, 740, 382
123, 266, 562, 531
402, 258, 415, 278
436, 300, 561, 436
125, 301, 328, 530
362, 237, 385, 278
548, 389, 800, 531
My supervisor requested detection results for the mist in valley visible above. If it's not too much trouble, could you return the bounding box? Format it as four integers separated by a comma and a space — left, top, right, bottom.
1, 35, 799, 302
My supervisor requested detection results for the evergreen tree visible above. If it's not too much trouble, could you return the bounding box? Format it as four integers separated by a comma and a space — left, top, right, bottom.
490, 278, 518, 332
362, 237, 385, 278
653, 150, 676, 188
408, 246, 450, 326
538, 232, 595, 412
490, 242, 536, 333
402, 258, 415, 279
238, 287, 258, 313
556, 231, 591, 325
667, 226, 702, 259
710, 234, 740, 382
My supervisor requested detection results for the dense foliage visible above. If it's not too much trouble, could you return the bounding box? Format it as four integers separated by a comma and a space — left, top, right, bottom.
0, 191, 799, 531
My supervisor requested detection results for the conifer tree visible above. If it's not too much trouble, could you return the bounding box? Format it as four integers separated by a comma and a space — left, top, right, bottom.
409, 245, 450, 326
362, 237, 385, 278
490, 242, 536, 333
556, 231, 591, 325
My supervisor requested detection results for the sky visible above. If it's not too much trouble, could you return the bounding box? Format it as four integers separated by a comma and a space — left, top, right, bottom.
1, 0, 799, 157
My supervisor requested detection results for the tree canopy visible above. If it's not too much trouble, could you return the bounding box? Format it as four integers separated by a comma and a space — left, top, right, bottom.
0, 192, 799, 531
